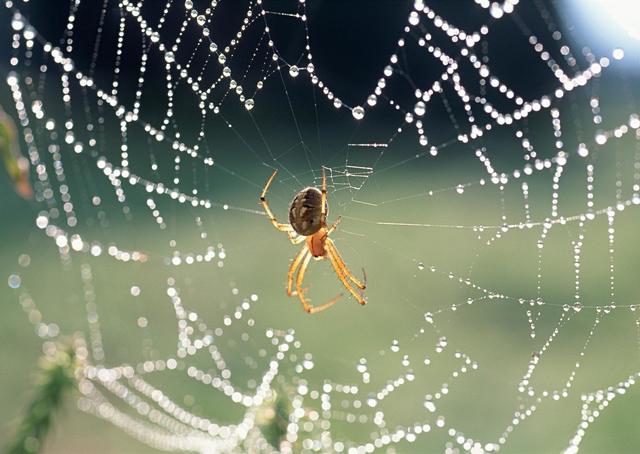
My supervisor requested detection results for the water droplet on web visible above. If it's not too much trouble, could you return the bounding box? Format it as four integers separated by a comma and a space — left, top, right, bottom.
289, 65, 299, 78
390, 339, 400, 352
244, 99, 254, 111
456, 185, 465, 194
577, 143, 589, 157
8, 274, 21, 289
209, 42, 218, 53
384, 65, 393, 77
218, 53, 226, 64
414, 101, 426, 116
131, 286, 141, 296
196, 15, 206, 26
424, 399, 436, 412
164, 52, 175, 63
352, 106, 365, 120
613, 48, 624, 60
11, 14, 25, 31
409, 11, 420, 26
417, 262, 425, 270
367, 94, 377, 106
18, 254, 30, 267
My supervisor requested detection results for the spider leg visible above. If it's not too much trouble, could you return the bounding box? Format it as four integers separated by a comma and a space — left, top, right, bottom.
287, 246, 308, 296
326, 238, 367, 290
260, 170, 303, 244
325, 216, 342, 236
296, 251, 341, 314
320, 167, 327, 217
326, 240, 367, 305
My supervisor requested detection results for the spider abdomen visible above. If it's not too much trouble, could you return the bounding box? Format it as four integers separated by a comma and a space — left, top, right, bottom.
289, 187, 327, 235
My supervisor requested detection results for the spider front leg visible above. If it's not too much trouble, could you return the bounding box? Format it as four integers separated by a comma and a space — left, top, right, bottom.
260, 170, 303, 244
296, 250, 341, 314
326, 216, 341, 235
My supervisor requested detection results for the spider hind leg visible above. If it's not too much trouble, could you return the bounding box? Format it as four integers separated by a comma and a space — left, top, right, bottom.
295, 249, 342, 314
326, 239, 367, 305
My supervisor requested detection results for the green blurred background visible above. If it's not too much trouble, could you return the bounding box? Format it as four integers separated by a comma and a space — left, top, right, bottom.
2, 0, 640, 453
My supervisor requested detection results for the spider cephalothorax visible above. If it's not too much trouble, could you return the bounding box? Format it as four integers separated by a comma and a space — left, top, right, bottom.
260, 169, 366, 314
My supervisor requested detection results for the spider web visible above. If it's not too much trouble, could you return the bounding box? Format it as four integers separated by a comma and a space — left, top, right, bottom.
2, 0, 640, 453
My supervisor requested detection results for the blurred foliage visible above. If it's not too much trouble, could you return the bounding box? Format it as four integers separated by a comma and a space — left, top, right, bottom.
0, 105, 32, 200
6, 339, 78, 454
254, 390, 291, 450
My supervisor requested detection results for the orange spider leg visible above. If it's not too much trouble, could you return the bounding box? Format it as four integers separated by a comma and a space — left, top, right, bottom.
287, 246, 308, 296
260, 170, 303, 244
325, 239, 367, 305
296, 251, 341, 314
325, 216, 341, 235
320, 167, 327, 217
326, 238, 366, 290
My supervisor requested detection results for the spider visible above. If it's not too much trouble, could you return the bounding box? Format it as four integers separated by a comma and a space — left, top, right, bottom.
260, 169, 367, 314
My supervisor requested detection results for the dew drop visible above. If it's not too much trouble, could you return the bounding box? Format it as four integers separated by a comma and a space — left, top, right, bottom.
417, 262, 425, 270
164, 52, 175, 63
352, 106, 365, 120
613, 48, 624, 60
8, 274, 21, 289
244, 99, 255, 111
414, 101, 426, 116
367, 94, 377, 106
424, 400, 436, 412
11, 14, 25, 31
595, 131, 607, 145
409, 11, 420, 26
18, 254, 31, 267
289, 65, 299, 78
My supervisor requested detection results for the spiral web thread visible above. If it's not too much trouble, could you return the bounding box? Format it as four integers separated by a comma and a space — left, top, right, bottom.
4, 0, 640, 452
